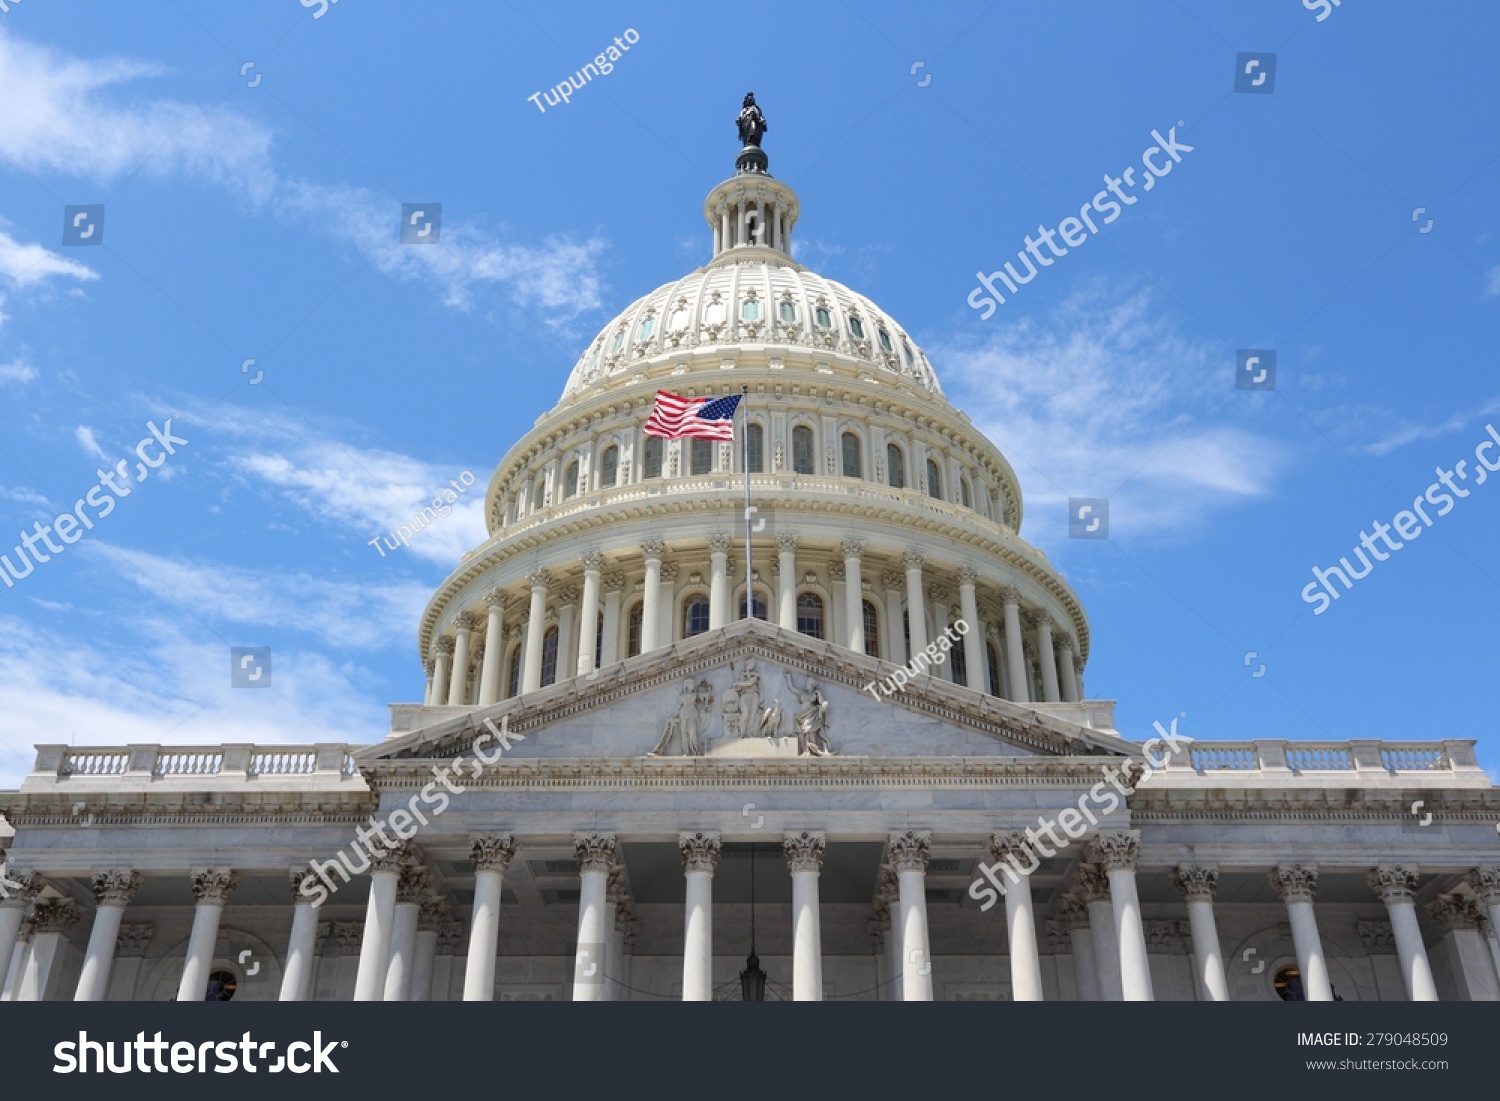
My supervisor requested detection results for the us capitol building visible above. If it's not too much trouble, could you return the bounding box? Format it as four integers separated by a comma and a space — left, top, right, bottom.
2, 100, 1498, 1005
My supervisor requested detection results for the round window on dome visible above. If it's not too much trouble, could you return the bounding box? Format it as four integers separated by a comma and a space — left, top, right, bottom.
849, 316, 865, 339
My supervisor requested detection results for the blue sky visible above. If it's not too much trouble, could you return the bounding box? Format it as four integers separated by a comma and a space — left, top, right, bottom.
0, 0, 1497, 787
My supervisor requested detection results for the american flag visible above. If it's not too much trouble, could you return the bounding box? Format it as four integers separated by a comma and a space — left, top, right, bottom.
643, 391, 742, 441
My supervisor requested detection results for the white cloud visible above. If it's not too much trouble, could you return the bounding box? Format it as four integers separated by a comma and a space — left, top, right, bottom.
0, 358, 37, 384
1486, 266, 1500, 297
0, 228, 98, 289
74, 424, 108, 462
932, 288, 1290, 544
1350, 395, 1500, 457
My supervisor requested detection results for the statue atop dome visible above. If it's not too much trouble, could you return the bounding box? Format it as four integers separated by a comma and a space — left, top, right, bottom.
736, 92, 768, 148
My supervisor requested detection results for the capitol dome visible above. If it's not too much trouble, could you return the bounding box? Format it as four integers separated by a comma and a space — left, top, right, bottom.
416, 120, 1096, 727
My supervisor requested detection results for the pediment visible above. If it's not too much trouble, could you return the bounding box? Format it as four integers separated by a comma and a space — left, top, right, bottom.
366, 619, 1135, 764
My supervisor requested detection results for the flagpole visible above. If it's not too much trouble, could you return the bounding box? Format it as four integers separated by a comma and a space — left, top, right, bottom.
741, 385, 752, 621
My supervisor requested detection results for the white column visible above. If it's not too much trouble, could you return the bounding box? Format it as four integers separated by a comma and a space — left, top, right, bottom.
383, 866, 428, 1001
1093, 833, 1152, 1001
877, 869, 901, 1002
641, 540, 664, 652
1057, 636, 1082, 703
658, 562, 679, 644
929, 585, 953, 681
478, 590, 506, 705
881, 570, 907, 665
1172, 864, 1229, 1001
572, 832, 616, 1001
990, 833, 1043, 1000
1001, 588, 1030, 703
0, 871, 40, 997
521, 567, 551, 694
410, 904, 441, 1002
957, 567, 985, 688
776, 535, 798, 630
841, 539, 865, 653
555, 586, 578, 684
1080, 868, 1123, 1001
1062, 900, 1099, 1001
1032, 611, 1061, 703
829, 563, 847, 648
1367, 866, 1438, 1001
784, 831, 826, 1001
448, 612, 475, 706
353, 846, 404, 1002
719, 210, 729, 253
280, 871, 324, 1001
679, 831, 720, 1001
177, 869, 238, 1002
17, 899, 78, 1001
1271, 864, 1333, 1001
606, 867, 632, 1003
577, 553, 604, 676
601, 573, 624, 666
708, 535, 732, 630
1467, 868, 1500, 984
903, 551, 928, 656
73, 870, 142, 1001
1430, 894, 1499, 1001
430, 638, 453, 706
890, 830, 933, 1001
422, 660, 435, 705
463, 834, 516, 1001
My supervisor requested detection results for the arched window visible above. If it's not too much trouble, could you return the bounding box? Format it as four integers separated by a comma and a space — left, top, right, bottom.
644, 436, 663, 479
638, 316, 655, 341
739, 588, 769, 621
540, 626, 559, 687
863, 600, 880, 658
987, 644, 1001, 697
796, 592, 825, 639
600, 445, 619, 489
841, 431, 862, 479
534, 474, 547, 510
742, 298, 761, 322
507, 644, 523, 698
849, 315, 865, 339
595, 611, 605, 669
627, 602, 644, 657
960, 477, 972, 509
563, 460, 579, 500
814, 306, 832, 329
877, 327, 893, 352
887, 443, 906, 489
611, 329, 626, 354
746, 423, 765, 473
792, 425, 814, 475
926, 458, 943, 499
779, 300, 796, 324
950, 630, 968, 687
683, 595, 711, 638
691, 438, 714, 475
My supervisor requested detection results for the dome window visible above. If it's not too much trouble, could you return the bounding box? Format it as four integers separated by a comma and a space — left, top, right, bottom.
792, 425, 815, 475
779, 301, 796, 324
901, 340, 914, 366
926, 458, 943, 500
563, 460, 579, 500
877, 327, 893, 352
841, 431, 862, 479
886, 443, 906, 490
960, 477, 972, 509
611, 329, 626, 354
814, 306, 832, 329
742, 298, 761, 322
601, 445, 619, 488
704, 299, 727, 326
849, 316, 865, 339
669, 304, 690, 331
796, 592, 825, 640
639, 316, 655, 340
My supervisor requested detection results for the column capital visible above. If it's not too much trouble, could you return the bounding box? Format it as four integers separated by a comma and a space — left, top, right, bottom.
999, 585, 1022, 606
603, 570, 628, 593
189, 868, 239, 905
0, 868, 44, 908
396, 865, 433, 905
470, 833, 518, 874
707, 533, 734, 555
435, 635, 456, 656
1089, 830, 1140, 872
485, 588, 508, 610
454, 611, 477, 632
1057, 892, 1091, 929
423, 658, 435, 677
927, 583, 953, 605
91, 869, 143, 907
1270, 863, 1319, 904
289, 868, 325, 902
775, 533, 799, 554
30, 897, 80, 934
418, 897, 451, 932
582, 551, 606, 574
606, 865, 633, 905
902, 549, 925, 572
437, 921, 466, 954
526, 566, 553, 590
1366, 864, 1420, 904
368, 839, 413, 875
574, 831, 618, 874
116, 924, 155, 958
1026, 608, 1054, 632
1171, 863, 1219, 903
839, 537, 865, 559
1075, 863, 1111, 903
1428, 893, 1482, 931
333, 922, 364, 950
956, 565, 979, 587
989, 830, 1035, 864
1054, 632, 1076, 656
679, 830, 722, 874
888, 829, 931, 873
874, 865, 900, 906
641, 538, 667, 561
1466, 865, 1500, 904
783, 830, 826, 873
1357, 919, 1396, 953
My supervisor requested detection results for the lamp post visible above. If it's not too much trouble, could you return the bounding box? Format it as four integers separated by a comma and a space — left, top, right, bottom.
739, 842, 767, 1001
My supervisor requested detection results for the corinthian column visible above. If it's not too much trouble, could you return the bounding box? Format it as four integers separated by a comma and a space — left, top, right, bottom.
1093, 832, 1152, 1000
281, 870, 325, 1001
784, 831, 826, 1000
1172, 864, 1229, 1001
353, 842, 407, 1001
1077, 864, 1121, 1000
384, 865, 431, 1001
1000, 587, 1029, 703
990, 832, 1042, 1000
601, 572, 626, 665
841, 539, 865, 653
177, 869, 238, 1002
521, 568, 551, 693
1366, 865, 1438, 1001
776, 535, 799, 630
1058, 895, 1098, 1001
74, 869, 142, 1001
431, 636, 454, 706
889, 830, 933, 1001
573, 832, 616, 1001
881, 570, 907, 665
903, 551, 928, 656
17, 898, 79, 1001
1467, 867, 1500, 966
463, 833, 516, 1001
0, 869, 42, 997
1270, 864, 1333, 1001
1031, 611, 1061, 703
448, 612, 475, 706
956, 566, 985, 688
1056, 635, 1081, 703
577, 553, 604, 676
477, 590, 507, 705
641, 540, 665, 652
708, 535, 732, 629
680, 831, 720, 1001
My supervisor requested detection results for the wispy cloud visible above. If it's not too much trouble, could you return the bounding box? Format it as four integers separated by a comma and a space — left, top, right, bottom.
1349, 395, 1500, 457
74, 424, 108, 462
933, 287, 1290, 544
0, 227, 97, 289
0, 358, 37, 384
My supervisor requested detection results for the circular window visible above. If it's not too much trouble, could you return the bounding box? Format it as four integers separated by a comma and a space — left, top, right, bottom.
1273, 966, 1303, 1002
205, 969, 238, 1002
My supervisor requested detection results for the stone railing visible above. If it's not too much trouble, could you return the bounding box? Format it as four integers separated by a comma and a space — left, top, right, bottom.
1174, 739, 1474, 778
27, 743, 356, 784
